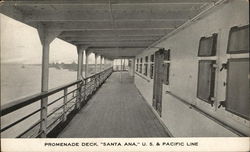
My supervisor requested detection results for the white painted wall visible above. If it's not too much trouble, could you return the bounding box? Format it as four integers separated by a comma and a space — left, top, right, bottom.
134, 0, 249, 137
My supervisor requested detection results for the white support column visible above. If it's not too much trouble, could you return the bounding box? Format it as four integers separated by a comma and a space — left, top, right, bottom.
95, 53, 98, 74
76, 46, 84, 110
120, 59, 123, 71
103, 57, 106, 70
132, 58, 135, 76
124, 59, 126, 70
77, 46, 84, 80
102, 56, 105, 70
37, 25, 60, 138
76, 45, 88, 78
106, 59, 109, 68
100, 55, 102, 72
112, 59, 114, 70
128, 58, 135, 76
85, 50, 91, 77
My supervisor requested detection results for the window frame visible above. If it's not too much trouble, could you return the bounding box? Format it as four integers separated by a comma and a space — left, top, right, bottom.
150, 54, 154, 62
163, 49, 171, 61
136, 58, 138, 72
150, 63, 154, 79
139, 64, 142, 73
227, 25, 249, 54
145, 56, 148, 62
225, 58, 250, 120
198, 33, 218, 57
196, 60, 216, 105
144, 56, 148, 76
143, 63, 148, 76
163, 63, 170, 85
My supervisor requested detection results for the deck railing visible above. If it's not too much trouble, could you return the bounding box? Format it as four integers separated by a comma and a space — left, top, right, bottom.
0, 67, 113, 138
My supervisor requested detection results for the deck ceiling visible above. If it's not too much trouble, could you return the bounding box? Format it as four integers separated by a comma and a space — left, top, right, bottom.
0, 0, 219, 59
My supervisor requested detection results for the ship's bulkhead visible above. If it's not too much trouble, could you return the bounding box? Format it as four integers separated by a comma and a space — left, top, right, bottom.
133, 0, 249, 137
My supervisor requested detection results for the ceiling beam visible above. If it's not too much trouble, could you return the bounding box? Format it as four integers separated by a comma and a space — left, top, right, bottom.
63, 36, 161, 41
39, 19, 187, 22
2, 0, 216, 5
89, 46, 147, 49
45, 20, 184, 31
90, 48, 143, 58
71, 41, 152, 44
24, 10, 111, 22
48, 28, 175, 31
111, 3, 205, 11
90, 48, 144, 52
113, 9, 200, 20
59, 34, 165, 38
73, 43, 150, 47
59, 29, 171, 37
23, 9, 198, 22
113, 0, 215, 4
72, 40, 155, 43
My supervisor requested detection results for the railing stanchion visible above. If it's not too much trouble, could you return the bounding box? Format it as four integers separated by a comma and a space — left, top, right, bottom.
40, 97, 48, 138
84, 79, 86, 101
99, 74, 101, 87
79, 83, 82, 108
94, 75, 97, 90
75, 83, 81, 110
63, 88, 68, 122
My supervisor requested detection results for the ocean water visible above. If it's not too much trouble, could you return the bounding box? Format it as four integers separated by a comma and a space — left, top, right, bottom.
0, 64, 79, 137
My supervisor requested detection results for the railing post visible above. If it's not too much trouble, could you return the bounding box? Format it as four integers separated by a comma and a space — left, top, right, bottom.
95, 75, 98, 90
92, 78, 94, 93
84, 79, 86, 101
79, 83, 82, 106
40, 99, 48, 138
75, 83, 81, 110
63, 88, 68, 122
98, 74, 100, 87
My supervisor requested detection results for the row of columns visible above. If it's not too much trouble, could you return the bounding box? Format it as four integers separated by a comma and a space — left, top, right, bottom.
79, 49, 113, 78
38, 26, 113, 137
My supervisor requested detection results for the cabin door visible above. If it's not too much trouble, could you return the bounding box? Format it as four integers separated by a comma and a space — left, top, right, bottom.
152, 49, 164, 116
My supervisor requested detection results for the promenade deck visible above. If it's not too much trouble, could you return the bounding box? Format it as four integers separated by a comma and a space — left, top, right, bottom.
59, 72, 169, 137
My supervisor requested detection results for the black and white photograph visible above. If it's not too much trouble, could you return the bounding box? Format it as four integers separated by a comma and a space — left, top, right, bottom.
0, 0, 249, 151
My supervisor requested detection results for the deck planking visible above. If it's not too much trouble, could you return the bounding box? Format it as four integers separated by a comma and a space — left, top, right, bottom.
59, 72, 169, 138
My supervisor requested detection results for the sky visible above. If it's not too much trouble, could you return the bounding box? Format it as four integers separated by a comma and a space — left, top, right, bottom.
0, 14, 96, 64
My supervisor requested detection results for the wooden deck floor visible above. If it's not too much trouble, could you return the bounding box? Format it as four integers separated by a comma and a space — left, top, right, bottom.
59, 72, 169, 138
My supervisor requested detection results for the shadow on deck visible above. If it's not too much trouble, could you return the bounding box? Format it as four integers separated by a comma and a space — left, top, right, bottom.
58, 72, 169, 138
